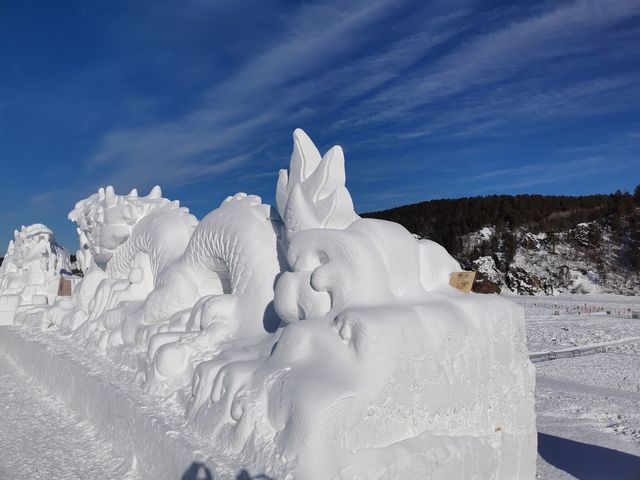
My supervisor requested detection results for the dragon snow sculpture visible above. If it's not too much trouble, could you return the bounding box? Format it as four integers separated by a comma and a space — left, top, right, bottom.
182, 130, 536, 479
142, 193, 282, 395
16, 129, 536, 479
40, 186, 197, 337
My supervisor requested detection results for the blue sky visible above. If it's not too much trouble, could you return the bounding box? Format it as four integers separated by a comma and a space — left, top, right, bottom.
1, 0, 639, 249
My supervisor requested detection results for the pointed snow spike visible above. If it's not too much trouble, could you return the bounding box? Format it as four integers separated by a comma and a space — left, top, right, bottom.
128, 188, 138, 197
306, 145, 346, 203
276, 169, 289, 218
247, 194, 262, 206
320, 145, 346, 198
298, 129, 322, 179
328, 186, 358, 228
105, 185, 117, 207
289, 135, 304, 189
290, 129, 322, 186
148, 185, 162, 199
256, 203, 271, 220
98, 187, 106, 202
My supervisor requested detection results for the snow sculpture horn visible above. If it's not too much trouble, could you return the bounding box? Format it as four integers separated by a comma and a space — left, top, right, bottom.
276, 129, 358, 243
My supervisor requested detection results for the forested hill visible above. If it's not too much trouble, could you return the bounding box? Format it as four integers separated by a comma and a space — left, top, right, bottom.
362, 186, 640, 295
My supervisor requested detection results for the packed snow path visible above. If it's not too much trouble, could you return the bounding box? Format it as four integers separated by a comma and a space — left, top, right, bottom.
0, 353, 136, 479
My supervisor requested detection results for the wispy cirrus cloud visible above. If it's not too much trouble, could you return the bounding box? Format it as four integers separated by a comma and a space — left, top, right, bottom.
348, 0, 640, 124
396, 74, 640, 141
88, 0, 640, 196
85, 0, 480, 191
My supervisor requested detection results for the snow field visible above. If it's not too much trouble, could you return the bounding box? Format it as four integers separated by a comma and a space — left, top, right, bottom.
514, 295, 640, 479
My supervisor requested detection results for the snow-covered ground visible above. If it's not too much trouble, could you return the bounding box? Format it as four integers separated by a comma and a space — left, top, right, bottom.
513, 294, 640, 479
0, 352, 138, 479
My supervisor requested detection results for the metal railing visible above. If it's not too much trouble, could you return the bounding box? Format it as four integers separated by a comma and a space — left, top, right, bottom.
529, 336, 640, 363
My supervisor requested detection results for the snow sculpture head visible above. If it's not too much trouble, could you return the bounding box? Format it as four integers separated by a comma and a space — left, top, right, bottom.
68, 185, 173, 269
60, 185, 197, 340
273, 130, 460, 324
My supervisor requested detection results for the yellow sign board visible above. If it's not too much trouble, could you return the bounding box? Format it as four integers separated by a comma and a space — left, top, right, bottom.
449, 271, 476, 293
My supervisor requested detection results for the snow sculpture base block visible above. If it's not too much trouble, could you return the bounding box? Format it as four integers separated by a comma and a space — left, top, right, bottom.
188, 292, 535, 479
0, 294, 21, 325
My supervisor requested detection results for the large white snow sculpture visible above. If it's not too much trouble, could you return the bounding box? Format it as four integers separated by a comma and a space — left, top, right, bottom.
16, 129, 535, 479
42, 186, 198, 338
183, 130, 537, 479
143, 193, 283, 395
0, 224, 70, 324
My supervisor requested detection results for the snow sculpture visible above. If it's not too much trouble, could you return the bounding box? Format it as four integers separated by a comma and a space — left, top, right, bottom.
143, 193, 282, 395
183, 130, 536, 479
68, 185, 185, 272
0, 224, 70, 324
13, 129, 535, 479
43, 186, 197, 337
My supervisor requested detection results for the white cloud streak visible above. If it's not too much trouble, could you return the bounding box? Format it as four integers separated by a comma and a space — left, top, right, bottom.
86, 0, 640, 197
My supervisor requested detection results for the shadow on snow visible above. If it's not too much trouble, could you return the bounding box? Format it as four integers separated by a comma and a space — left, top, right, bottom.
181, 462, 273, 480
182, 434, 640, 480
538, 432, 640, 480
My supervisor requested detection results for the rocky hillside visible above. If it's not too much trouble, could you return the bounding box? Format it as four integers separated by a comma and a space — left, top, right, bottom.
364, 187, 640, 295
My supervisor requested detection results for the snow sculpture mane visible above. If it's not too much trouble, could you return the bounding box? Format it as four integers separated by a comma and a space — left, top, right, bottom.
11, 129, 536, 479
